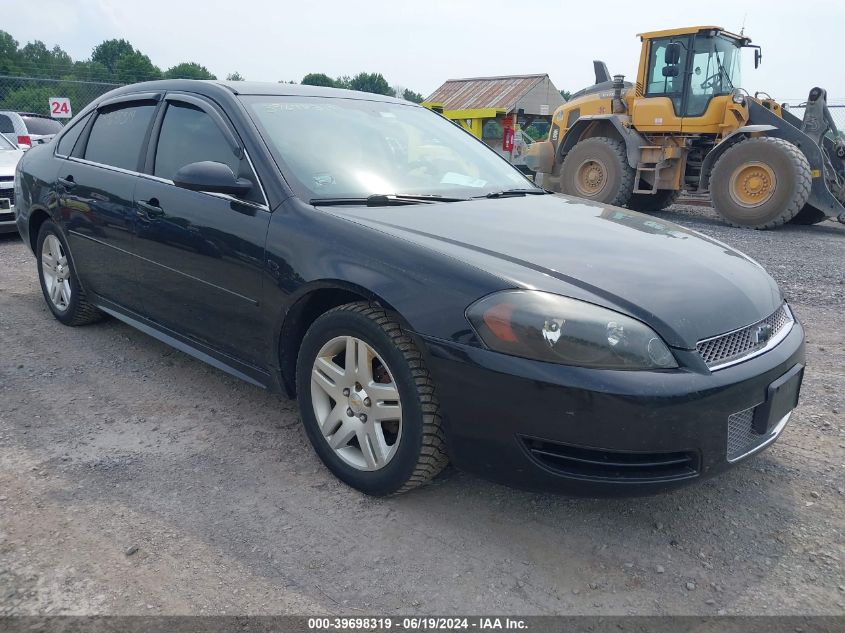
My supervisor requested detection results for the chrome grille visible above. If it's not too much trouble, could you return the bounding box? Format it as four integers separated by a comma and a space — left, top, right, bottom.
697, 305, 793, 370
0, 186, 13, 210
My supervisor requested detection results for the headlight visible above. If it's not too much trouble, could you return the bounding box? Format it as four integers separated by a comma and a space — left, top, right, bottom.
731, 90, 746, 105
466, 290, 677, 370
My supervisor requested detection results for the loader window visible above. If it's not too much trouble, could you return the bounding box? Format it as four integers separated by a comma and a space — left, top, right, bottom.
645, 36, 690, 114
684, 34, 742, 117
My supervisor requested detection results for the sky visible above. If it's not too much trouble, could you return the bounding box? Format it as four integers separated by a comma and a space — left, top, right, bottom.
7, 0, 845, 103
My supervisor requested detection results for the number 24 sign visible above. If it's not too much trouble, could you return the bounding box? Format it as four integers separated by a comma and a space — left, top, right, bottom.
49, 97, 72, 119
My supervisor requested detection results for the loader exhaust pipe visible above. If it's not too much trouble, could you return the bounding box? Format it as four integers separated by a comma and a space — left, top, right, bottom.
612, 75, 627, 114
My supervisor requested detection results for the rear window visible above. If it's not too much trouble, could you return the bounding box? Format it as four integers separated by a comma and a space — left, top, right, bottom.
0, 115, 14, 134
84, 104, 156, 171
22, 116, 63, 135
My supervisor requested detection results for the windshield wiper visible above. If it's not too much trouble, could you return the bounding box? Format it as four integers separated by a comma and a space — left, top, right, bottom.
310, 193, 469, 206
478, 188, 550, 199
715, 52, 734, 90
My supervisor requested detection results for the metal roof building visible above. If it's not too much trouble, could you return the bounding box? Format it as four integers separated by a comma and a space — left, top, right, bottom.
424, 74, 565, 117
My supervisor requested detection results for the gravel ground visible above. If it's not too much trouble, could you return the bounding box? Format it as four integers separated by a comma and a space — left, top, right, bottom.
0, 205, 843, 616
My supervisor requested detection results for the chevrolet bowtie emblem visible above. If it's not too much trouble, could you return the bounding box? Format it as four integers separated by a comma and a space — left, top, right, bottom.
753, 324, 773, 344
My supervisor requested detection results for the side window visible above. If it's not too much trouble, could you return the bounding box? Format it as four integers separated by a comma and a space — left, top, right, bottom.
84, 103, 156, 171
645, 37, 689, 115
154, 103, 239, 179
0, 115, 14, 134
646, 38, 688, 96
56, 113, 91, 157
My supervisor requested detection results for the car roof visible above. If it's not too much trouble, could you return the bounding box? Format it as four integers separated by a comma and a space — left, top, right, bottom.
94, 79, 409, 105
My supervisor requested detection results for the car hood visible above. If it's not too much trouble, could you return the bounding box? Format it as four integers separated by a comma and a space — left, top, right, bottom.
0, 149, 23, 176
323, 194, 783, 349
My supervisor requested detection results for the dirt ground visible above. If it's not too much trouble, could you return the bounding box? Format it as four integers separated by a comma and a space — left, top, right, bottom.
1, 205, 843, 616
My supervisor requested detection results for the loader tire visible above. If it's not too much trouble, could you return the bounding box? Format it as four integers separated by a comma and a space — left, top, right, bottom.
789, 205, 828, 225
626, 188, 681, 212
709, 137, 811, 229
559, 138, 635, 207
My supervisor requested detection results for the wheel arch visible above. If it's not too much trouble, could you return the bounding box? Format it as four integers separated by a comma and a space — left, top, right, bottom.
699, 124, 777, 191
26, 205, 52, 254
559, 116, 646, 169
275, 280, 418, 398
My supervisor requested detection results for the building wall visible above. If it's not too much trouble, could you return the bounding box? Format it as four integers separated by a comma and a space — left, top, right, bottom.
513, 78, 565, 116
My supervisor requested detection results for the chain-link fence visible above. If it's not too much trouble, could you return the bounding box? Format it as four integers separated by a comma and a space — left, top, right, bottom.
0, 75, 122, 118
782, 102, 845, 136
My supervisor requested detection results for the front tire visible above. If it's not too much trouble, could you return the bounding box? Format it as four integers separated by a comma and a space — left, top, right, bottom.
709, 137, 811, 229
559, 137, 635, 207
296, 302, 448, 495
36, 220, 103, 326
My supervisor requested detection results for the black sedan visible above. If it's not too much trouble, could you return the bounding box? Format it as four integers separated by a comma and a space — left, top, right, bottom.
13, 80, 805, 496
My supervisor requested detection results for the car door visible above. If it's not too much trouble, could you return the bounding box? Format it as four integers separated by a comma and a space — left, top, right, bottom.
58, 94, 160, 314
132, 94, 271, 365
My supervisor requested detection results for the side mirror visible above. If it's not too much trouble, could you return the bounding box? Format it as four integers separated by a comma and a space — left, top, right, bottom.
664, 42, 682, 65
662, 66, 680, 78
754, 48, 762, 69
173, 161, 252, 196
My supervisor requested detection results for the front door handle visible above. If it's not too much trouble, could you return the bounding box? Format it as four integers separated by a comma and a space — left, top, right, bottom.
58, 175, 75, 189
137, 199, 164, 218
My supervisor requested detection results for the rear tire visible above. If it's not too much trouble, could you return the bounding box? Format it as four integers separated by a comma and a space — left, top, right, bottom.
296, 302, 448, 495
36, 220, 103, 326
709, 137, 811, 229
559, 137, 635, 207
627, 188, 681, 212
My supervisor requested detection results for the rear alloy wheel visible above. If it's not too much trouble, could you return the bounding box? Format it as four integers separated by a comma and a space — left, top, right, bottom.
559, 137, 635, 207
36, 220, 103, 325
296, 302, 448, 495
709, 137, 811, 228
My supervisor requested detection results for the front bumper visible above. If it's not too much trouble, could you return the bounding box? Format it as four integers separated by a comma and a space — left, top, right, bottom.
0, 211, 17, 234
422, 320, 805, 496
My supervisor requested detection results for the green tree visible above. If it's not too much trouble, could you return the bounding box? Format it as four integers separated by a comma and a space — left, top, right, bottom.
348, 72, 392, 96
0, 31, 20, 75
0, 84, 53, 114
114, 52, 161, 83
164, 62, 216, 80
560, 89, 572, 101
301, 73, 335, 87
226, 71, 245, 81
402, 88, 424, 103
12, 41, 72, 78
70, 60, 112, 82
91, 38, 135, 75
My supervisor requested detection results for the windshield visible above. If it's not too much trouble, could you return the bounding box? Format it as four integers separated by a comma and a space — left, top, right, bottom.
243, 96, 537, 201
686, 34, 742, 115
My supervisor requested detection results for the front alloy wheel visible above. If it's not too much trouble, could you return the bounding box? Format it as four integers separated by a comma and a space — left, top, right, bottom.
310, 335, 402, 471
296, 302, 448, 495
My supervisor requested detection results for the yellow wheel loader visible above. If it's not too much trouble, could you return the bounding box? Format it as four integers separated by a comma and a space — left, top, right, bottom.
525, 26, 845, 228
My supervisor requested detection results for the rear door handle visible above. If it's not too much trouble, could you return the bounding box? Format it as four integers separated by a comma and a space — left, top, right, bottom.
137, 199, 164, 218
58, 176, 75, 189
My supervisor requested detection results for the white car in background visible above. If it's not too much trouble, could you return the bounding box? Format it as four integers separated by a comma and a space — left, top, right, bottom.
0, 111, 63, 149
0, 132, 24, 234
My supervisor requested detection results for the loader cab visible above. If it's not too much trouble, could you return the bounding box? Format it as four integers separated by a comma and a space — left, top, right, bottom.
634, 27, 750, 133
